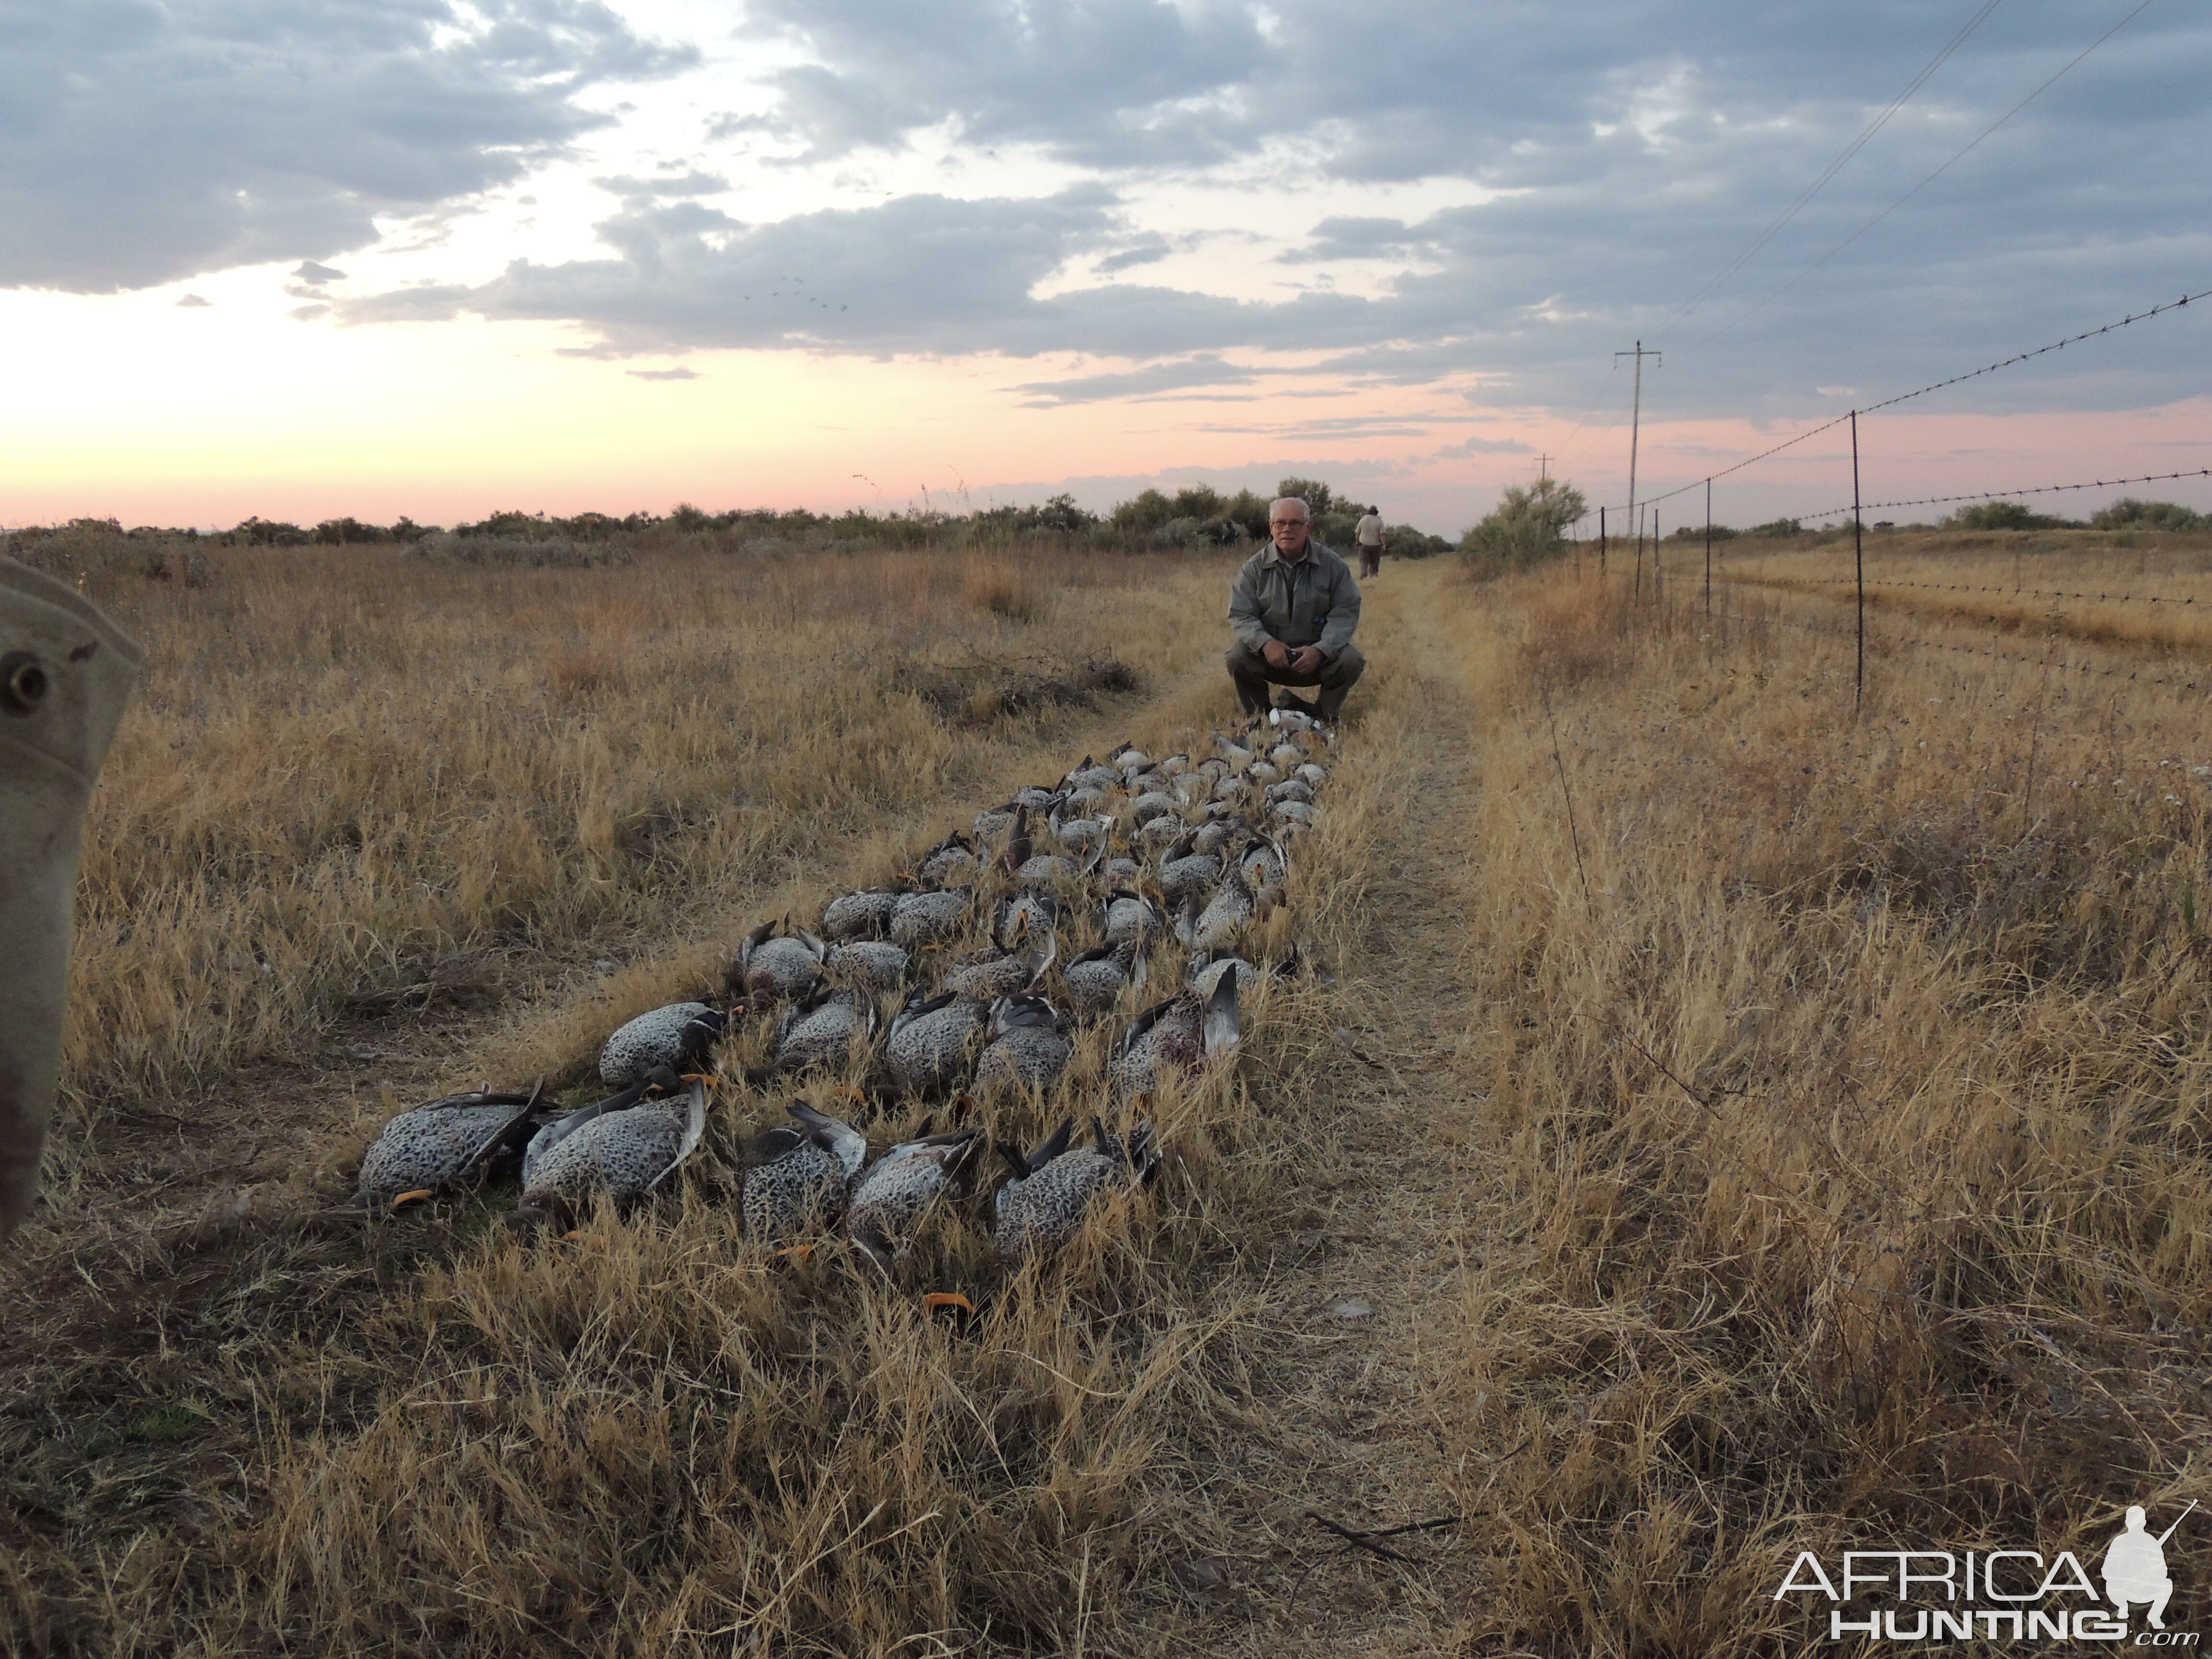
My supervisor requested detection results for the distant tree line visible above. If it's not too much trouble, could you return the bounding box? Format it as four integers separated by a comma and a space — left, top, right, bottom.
0, 476, 1463, 564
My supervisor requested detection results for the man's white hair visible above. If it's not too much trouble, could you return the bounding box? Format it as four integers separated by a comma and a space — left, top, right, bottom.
1269, 495, 1311, 522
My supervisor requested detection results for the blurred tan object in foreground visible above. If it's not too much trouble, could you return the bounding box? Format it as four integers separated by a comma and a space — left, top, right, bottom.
0, 558, 140, 1243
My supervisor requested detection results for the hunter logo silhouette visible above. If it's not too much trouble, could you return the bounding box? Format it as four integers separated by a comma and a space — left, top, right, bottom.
2105, 1501, 2195, 1630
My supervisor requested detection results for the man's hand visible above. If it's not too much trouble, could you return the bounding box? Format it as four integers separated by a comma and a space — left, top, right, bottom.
1289, 645, 1324, 676
1261, 638, 1291, 670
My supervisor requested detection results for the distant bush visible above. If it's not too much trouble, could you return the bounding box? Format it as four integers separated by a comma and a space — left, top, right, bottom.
1460, 478, 1589, 569
1668, 523, 1738, 541
2091, 498, 2207, 532
1276, 477, 1334, 518
1744, 518, 1804, 539
226, 517, 310, 546
1942, 500, 2077, 531
313, 517, 387, 545
407, 532, 632, 569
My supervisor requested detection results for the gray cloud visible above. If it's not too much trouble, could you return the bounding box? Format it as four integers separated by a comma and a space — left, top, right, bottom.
1013, 354, 1261, 406
340, 186, 1381, 358
625, 366, 701, 380
174, 293, 212, 309
0, 1, 695, 292
293, 261, 348, 284
738, 0, 1278, 167
709, 0, 2212, 423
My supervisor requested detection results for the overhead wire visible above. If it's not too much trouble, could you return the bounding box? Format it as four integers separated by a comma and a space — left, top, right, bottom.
1594, 282, 2209, 512
1691, 0, 2165, 349
1662, 0, 2007, 334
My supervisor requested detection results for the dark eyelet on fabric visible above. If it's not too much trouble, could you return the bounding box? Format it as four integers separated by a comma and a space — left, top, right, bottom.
0, 651, 50, 715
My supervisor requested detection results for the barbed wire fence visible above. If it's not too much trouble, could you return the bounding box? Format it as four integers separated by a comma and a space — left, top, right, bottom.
1575, 284, 2212, 709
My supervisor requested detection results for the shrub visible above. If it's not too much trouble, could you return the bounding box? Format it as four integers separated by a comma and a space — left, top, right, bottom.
2091, 498, 2207, 532
1275, 476, 1333, 518
1459, 477, 1589, 569
312, 517, 387, 545
1942, 500, 2076, 531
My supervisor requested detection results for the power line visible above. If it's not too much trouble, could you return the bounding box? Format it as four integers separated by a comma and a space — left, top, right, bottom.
1694, 0, 2165, 348
1664, 0, 2007, 333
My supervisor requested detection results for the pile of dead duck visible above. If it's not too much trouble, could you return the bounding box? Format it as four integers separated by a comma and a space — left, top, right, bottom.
355, 706, 1337, 1286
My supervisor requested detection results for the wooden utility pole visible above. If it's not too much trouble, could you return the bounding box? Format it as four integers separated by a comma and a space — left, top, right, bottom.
1615, 341, 1661, 548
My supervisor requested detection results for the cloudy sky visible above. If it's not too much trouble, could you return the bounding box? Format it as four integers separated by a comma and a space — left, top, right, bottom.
2, 0, 2207, 533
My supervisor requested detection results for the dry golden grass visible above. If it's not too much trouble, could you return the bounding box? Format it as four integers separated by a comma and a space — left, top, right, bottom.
1720, 524, 2212, 655
24, 529, 2212, 1655
2, 534, 1413, 1657
1434, 556, 2212, 1651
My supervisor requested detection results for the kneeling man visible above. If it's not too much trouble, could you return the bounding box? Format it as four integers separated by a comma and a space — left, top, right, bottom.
1226, 496, 1366, 723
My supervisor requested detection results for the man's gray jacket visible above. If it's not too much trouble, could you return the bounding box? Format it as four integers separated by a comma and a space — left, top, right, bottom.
1228, 541, 1362, 657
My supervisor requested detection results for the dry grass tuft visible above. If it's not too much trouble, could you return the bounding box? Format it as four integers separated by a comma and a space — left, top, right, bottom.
1434, 556, 2212, 1652
962, 560, 1045, 624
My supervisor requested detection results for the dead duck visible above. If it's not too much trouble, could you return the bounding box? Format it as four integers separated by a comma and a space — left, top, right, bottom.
1246, 760, 1283, 787
1064, 757, 1123, 793
1267, 705, 1326, 736
1268, 741, 1306, 768
741, 1099, 869, 1245
354, 1082, 547, 1206
885, 989, 989, 1094
1213, 728, 1256, 766
1102, 888, 1166, 947
1127, 789, 1178, 825
1266, 778, 1315, 806
998, 885, 1067, 941
890, 886, 972, 948
973, 800, 1022, 842
1135, 813, 1188, 853
1050, 807, 1113, 852
512, 1074, 707, 1229
735, 918, 828, 1000
940, 933, 1054, 1000
1184, 864, 1267, 950
752, 984, 881, 1079
916, 830, 979, 886
1098, 852, 1143, 885
1271, 798, 1316, 826
821, 886, 904, 941
1112, 966, 1241, 1099
1158, 836, 1223, 906
973, 994, 1073, 1093
1238, 836, 1288, 892
827, 938, 912, 988
1062, 940, 1146, 1018
1013, 783, 1066, 811
1191, 815, 1243, 857
600, 1001, 726, 1087
1188, 942, 1299, 998
844, 1124, 987, 1276
993, 1118, 1161, 1267
1111, 743, 1150, 771
1295, 761, 1329, 788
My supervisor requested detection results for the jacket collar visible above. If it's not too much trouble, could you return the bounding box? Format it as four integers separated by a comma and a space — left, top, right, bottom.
1260, 540, 1321, 570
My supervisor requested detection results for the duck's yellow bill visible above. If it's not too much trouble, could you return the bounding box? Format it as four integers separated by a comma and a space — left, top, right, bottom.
390, 1190, 433, 1212
923, 1293, 975, 1315
775, 1243, 816, 1262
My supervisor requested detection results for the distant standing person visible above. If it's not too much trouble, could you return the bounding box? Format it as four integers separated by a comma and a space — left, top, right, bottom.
1226, 496, 1365, 724
1354, 505, 1386, 576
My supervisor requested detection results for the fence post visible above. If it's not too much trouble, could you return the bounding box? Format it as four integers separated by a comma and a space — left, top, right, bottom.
1633, 508, 1644, 601
1852, 409, 1865, 709
1704, 478, 1713, 616
1599, 506, 1607, 577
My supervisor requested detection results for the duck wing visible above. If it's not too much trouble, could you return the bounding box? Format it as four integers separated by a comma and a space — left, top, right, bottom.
1202, 963, 1242, 1058
645, 1078, 709, 1193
